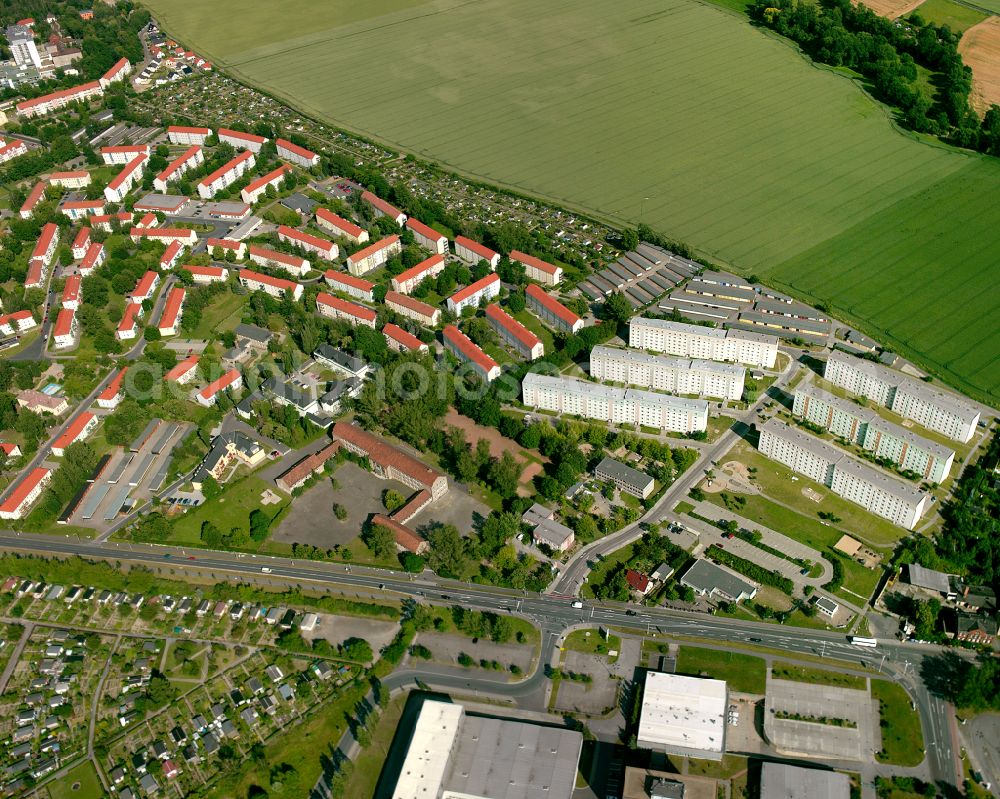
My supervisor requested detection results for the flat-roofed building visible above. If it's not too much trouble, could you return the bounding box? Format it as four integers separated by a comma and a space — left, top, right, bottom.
275, 138, 319, 168
166, 125, 211, 146
594, 456, 655, 499
385, 291, 440, 327
392, 700, 581, 799
590, 345, 745, 400
217, 128, 267, 153
454, 235, 500, 269
332, 421, 447, 499
315, 208, 368, 245
316, 293, 377, 328
134, 193, 190, 216
198, 150, 255, 199
238, 269, 302, 301
522, 373, 708, 433
443, 324, 500, 382
630, 317, 778, 369
248, 244, 309, 277
680, 558, 759, 603
383, 323, 428, 354
391, 253, 445, 295
446, 273, 500, 315
153, 145, 203, 192
240, 163, 290, 204
346, 235, 401, 276
526, 284, 582, 333
485, 303, 543, 360
324, 270, 374, 302
793, 383, 875, 443
277, 225, 337, 261
760, 762, 850, 799
405, 217, 447, 254
637, 672, 727, 760
361, 190, 405, 226
510, 249, 562, 285
0, 467, 52, 519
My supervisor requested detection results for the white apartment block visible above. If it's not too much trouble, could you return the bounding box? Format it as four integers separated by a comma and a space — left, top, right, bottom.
823, 352, 979, 443
446, 273, 500, 315
100, 145, 151, 165
277, 226, 338, 261
629, 317, 778, 369
198, 151, 255, 200
153, 145, 203, 192
218, 128, 267, 153
241, 164, 290, 204
793, 383, 954, 483
238, 269, 303, 301
276, 138, 320, 168
391, 254, 445, 295
315, 293, 377, 328
346, 235, 402, 276
16, 81, 103, 118
510, 250, 562, 285
485, 304, 543, 361
248, 244, 309, 277
0, 467, 51, 520
590, 345, 745, 401
522, 373, 708, 434
104, 155, 146, 203
454, 236, 500, 269
315, 209, 369, 245
324, 271, 374, 302
758, 418, 929, 529
167, 126, 211, 146
49, 171, 91, 189
406, 218, 448, 255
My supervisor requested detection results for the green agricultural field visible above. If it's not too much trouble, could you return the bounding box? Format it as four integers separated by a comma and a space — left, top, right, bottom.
911, 0, 988, 31
143, 0, 1000, 403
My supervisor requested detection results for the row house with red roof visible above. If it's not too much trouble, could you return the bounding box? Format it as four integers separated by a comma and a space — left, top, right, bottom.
454, 236, 500, 269
183, 265, 229, 284
100, 144, 150, 165
129, 270, 160, 303
198, 150, 255, 199
391, 253, 445, 295
383, 323, 428, 355
52, 308, 78, 349
156, 287, 186, 336
0, 140, 28, 163
196, 368, 242, 407
361, 191, 406, 226
15, 80, 103, 118
332, 422, 448, 500
510, 250, 563, 286
241, 164, 290, 204
88, 212, 133, 232
165, 355, 200, 385
315, 209, 369, 245
485, 304, 543, 360
62, 274, 82, 310
385, 291, 440, 327
116, 302, 143, 340
0, 467, 52, 519
218, 128, 267, 154
160, 241, 185, 270
49, 170, 91, 189
0, 311, 37, 337
238, 269, 303, 301
79, 241, 105, 276
346, 235, 401, 277
130, 227, 197, 247
248, 244, 309, 278
405, 218, 448, 255
61, 199, 103, 221
104, 154, 146, 203
276, 138, 319, 168
19, 182, 47, 219
97, 369, 127, 409
207, 237, 245, 259
446, 273, 500, 315
153, 145, 203, 192
71, 228, 91, 260
316, 293, 377, 329
167, 125, 212, 146
526, 284, 583, 333
324, 271, 374, 302
278, 226, 338, 261
52, 411, 98, 456
99, 57, 131, 88
443, 325, 500, 383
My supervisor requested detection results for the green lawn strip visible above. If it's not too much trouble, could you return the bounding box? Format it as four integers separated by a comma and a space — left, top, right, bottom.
169, 474, 289, 546
580, 542, 636, 599
341, 693, 407, 799
189, 290, 247, 340
41, 760, 104, 799
771, 661, 866, 690
872, 679, 925, 767
562, 628, 621, 661
674, 500, 696, 514
675, 646, 766, 694
513, 309, 556, 355
909, 0, 987, 31
702, 492, 880, 600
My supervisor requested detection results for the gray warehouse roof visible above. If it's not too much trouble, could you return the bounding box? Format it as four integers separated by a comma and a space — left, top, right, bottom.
760, 762, 850, 799
595, 457, 654, 493
906, 563, 951, 594
680, 559, 758, 602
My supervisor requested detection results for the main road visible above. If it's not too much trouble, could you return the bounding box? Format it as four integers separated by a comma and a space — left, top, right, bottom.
0, 530, 961, 787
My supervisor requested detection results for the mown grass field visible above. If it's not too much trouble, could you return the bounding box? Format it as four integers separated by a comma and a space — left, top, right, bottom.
144, 0, 1000, 403
911, 0, 988, 31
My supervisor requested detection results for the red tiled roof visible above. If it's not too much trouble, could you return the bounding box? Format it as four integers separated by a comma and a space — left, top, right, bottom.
165, 354, 199, 381
157, 145, 201, 183
276, 138, 317, 161
239, 269, 298, 292
199, 151, 253, 187
448, 273, 499, 305
332, 422, 443, 491
81, 242, 103, 270
485, 304, 540, 350
348, 234, 400, 264
0, 443, 18, 456
62, 274, 82, 304
207, 237, 241, 251
242, 164, 290, 195
131, 227, 193, 239
158, 287, 185, 330
198, 368, 241, 400
0, 467, 50, 514
72, 227, 91, 248
106, 154, 146, 191
25, 259, 44, 288
167, 125, 210, 135
443, 325, 498, 375
16, 81, 101, 111
382, 323, 424, 351
249, 244, 306, 268
370, 514, 426, 554
62, 199, 103, 210
316, 293, 376, 322
324, 270, 373, 293
361, 190, 403, 219
161, 241, 183, 265
316, 208, 364, 239
455, 235, 499, 263
276, 441, 341, 490
117, 302, 141, 333
53, 308, 75, 337
625, 569, 650, 592
31, 223, 58, 260
131, 270, 158, 299
511, 249, 559, 276
98, 369, 127, 401
526, 284, 581, 326
405, 217, 445, 242
385, 291, 437, 319
218, 128, 266, 144
394, 253, 443, 287
183, 264, 226, 279
49, 170, 89, 181
20, 182, 46, 214
100, 145, 148, 156
277, 225, 334, 253
101, 57, 130, 82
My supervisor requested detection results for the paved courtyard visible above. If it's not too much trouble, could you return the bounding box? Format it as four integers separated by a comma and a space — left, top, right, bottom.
409, 632, 535, 673
299, 613, 400, 653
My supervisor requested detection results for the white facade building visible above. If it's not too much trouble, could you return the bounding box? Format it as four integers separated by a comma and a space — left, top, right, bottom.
590, 345, 745, 401
446, 273, 500, 315
198, 151, 255, 199
629, 317, 778, 369
345, 235, 401, 276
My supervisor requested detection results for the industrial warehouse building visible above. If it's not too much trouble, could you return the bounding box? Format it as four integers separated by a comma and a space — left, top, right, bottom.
637, 672, 727, 760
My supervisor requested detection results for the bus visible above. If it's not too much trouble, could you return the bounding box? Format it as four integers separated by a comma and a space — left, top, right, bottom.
849, 636, 877, 648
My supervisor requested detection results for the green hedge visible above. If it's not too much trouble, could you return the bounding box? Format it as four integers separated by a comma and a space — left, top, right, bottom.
706, 546, 793, 594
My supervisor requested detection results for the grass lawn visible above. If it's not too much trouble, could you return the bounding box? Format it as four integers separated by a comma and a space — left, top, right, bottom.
169, 474, 288, 546
872, 679, 925, 767
563, 628, 621, 662
684, 753, 749, 779
342, 694, 406, 799
910, 0, 987, 31
675, 646, 766, 694
514, 309, 556, 355
674, 500, 696, 514
581, 542, 635, 599
188, 290, 246, 340
42, 761, 104, 799
771, 661, 866, 690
